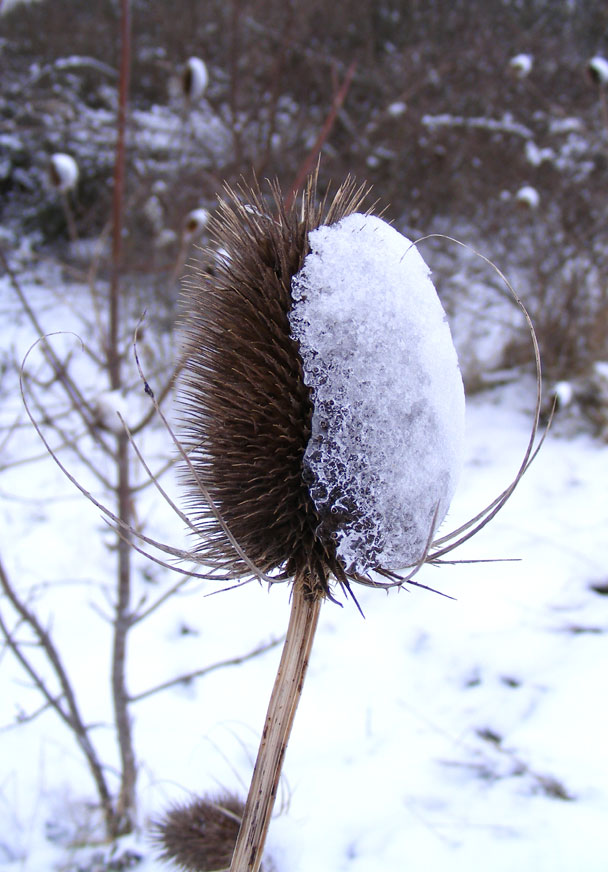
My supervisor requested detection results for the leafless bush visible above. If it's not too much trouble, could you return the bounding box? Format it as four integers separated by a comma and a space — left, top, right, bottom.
0, 0, 283, 843
2, 0, 607, 383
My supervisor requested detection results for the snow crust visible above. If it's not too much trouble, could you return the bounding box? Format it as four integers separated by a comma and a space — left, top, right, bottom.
289, 214, 465, 573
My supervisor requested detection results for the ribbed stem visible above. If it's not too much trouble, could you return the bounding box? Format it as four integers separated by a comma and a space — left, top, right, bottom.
229, 581, 322, 872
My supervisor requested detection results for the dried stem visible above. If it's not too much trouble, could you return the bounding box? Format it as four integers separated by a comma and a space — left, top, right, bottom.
229, 580, 322, 872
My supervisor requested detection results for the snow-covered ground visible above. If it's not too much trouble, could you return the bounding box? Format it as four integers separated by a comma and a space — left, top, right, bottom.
1, 266, 607, 871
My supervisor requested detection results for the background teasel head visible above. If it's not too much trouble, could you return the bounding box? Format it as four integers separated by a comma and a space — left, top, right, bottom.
178, 174, 466, 603
152, 792, 272, 872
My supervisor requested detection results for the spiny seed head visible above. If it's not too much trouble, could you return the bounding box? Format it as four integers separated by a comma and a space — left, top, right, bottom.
151, 792, 270, 872
179, 173, 466, 602
179, 175, 369, 599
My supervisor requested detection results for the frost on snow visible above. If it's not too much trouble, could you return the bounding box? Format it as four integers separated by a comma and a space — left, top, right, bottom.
289, 213, 465, 575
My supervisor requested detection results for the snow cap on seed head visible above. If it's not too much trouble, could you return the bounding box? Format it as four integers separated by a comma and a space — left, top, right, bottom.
49, 153, 79, 193
182, 56, 209, 101
515, 185, 540, 209
178, 174, 464, 601
587, 55, 608, 86
183, 207, 210, 241
509, 53, 533, 78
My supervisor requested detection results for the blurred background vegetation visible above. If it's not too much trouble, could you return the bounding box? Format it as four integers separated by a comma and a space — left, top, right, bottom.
1, 0, 607, 385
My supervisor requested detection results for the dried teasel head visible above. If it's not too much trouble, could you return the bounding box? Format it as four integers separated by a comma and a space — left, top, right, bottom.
151, 792, 271, 872
587, 55, 608, 87
178, 173, 468, 603
183, 208, 210, 242
48, 152, 79, 193
182, 56, 209, 102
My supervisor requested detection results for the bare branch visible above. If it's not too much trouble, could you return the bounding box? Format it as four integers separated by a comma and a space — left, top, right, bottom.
129, 635, 284, 704
0, 556, 115, 826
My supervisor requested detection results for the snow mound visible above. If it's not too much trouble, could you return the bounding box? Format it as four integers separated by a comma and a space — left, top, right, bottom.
289, 213, 465, 574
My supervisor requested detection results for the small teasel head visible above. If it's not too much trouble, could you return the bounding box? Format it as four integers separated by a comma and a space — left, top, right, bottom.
182, 56, 209, 102
178, 172, 467, 602
48, 153, 79, 193
152, 792, 272, 872
587, 55, 608, 87
183, 208, 210, 242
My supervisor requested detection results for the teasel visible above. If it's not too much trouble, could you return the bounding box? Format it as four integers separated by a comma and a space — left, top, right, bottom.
152, 792, 272, 872
182, 56, 209, 103
168, 169, 543, 872
174, 176, 378, 871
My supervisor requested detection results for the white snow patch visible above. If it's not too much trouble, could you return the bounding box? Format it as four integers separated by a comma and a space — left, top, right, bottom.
387, 100, 407, 117
553, 380, 574, 408
525, 141, 554, 167
289, 213, 465, 574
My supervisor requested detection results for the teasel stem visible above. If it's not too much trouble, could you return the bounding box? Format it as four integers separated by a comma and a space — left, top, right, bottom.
229, 577, 322, 872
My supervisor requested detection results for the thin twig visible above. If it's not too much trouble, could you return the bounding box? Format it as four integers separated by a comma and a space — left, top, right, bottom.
0, 555, 116, 831
129, 636, 284, 703
284, 60, 357, 212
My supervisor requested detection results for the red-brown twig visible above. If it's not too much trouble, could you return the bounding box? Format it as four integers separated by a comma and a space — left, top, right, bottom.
284, 60, 357, 212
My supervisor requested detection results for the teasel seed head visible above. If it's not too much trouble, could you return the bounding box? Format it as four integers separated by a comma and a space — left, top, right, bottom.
178, 173, 465, 602
183, 207, 210, 241
152, 792, 270, 872
182, 56, 209, 102
179, 175, 368, 600
48, 152, 79, 193
587, 55, 608, 87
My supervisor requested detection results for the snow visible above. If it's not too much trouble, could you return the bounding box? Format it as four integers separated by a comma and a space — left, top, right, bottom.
588, 56, 608, 86
515, 185, 540, 209
49, 153, 79, 192
2, 264, 608, 871
509, 54, 533, 78
183, 207, 210, 239
525, 141, 555, 167
183, 57, 209, 102
421, 113, 532, 139
553, 380, 574, 408
387, 101, 407, 117
289, 214, 465, 573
